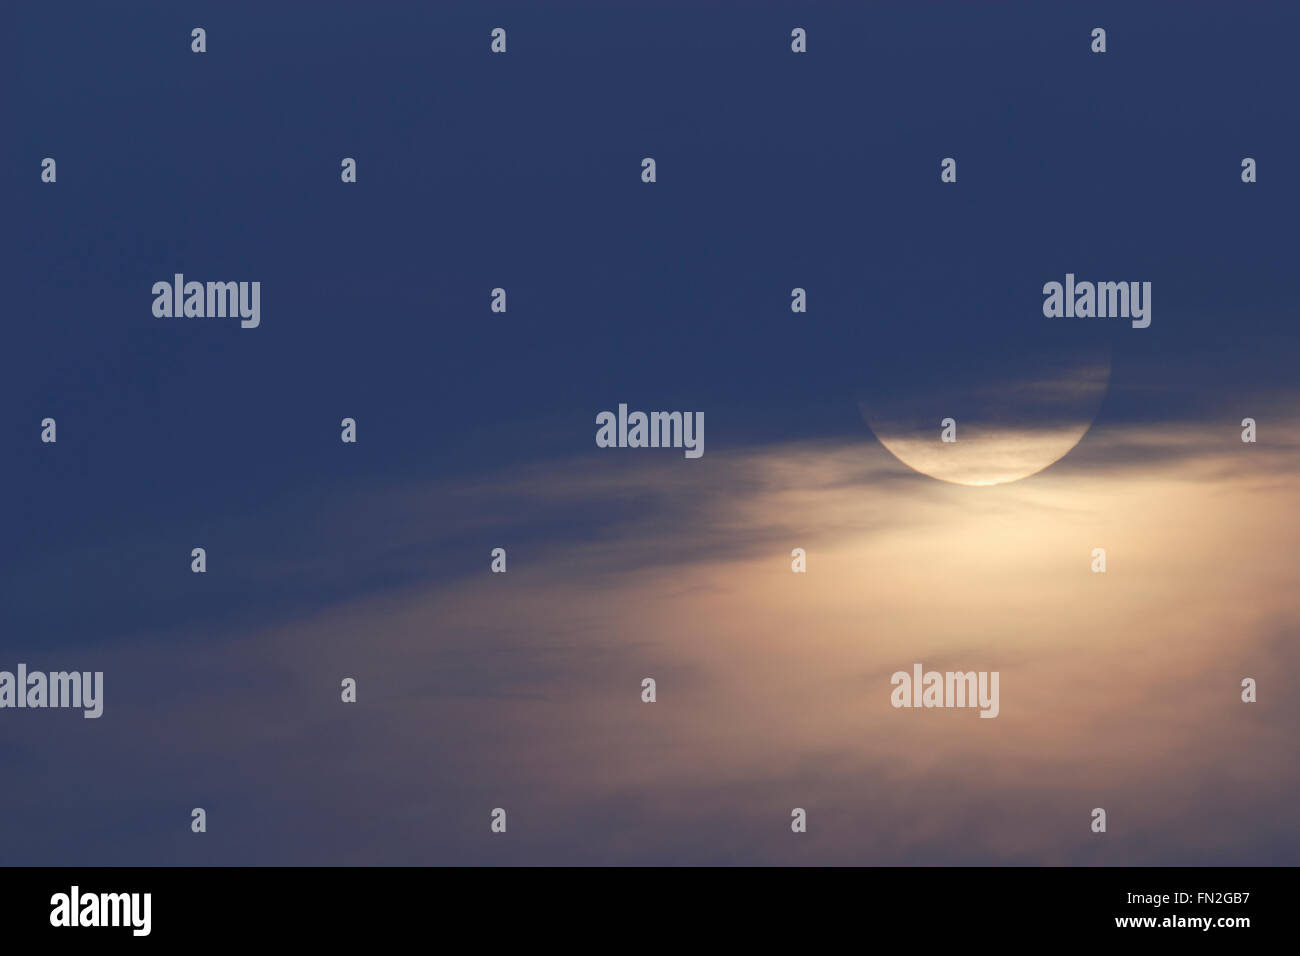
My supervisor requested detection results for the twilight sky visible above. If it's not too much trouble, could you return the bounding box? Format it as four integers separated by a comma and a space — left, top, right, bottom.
2, 1, 1297, 865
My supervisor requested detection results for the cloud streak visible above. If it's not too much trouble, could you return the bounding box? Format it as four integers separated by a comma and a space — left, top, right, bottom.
3, 415, 1297, 864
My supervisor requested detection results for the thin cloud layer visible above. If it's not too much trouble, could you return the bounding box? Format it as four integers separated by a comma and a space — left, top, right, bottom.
3, 417, 1296, 864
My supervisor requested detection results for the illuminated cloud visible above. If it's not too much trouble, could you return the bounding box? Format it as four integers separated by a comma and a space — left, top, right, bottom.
7, 416, 1293, 864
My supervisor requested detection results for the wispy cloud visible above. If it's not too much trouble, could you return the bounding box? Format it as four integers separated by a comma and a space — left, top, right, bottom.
3, 416, 1297, 863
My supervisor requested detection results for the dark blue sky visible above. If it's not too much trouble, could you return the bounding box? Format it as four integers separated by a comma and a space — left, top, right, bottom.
3, 2, 1297, 865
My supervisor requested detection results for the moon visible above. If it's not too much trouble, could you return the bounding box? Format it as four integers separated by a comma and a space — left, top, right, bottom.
859, 343, 1112, 487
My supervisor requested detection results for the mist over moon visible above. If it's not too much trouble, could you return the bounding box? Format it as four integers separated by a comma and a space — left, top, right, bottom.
858, 334, 1113, 487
